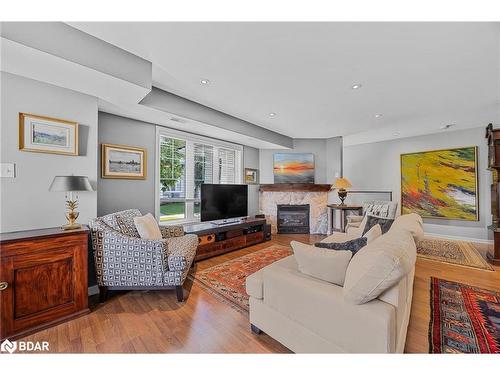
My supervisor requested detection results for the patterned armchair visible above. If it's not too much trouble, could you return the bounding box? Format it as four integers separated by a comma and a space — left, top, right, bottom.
89, 209, 198, 302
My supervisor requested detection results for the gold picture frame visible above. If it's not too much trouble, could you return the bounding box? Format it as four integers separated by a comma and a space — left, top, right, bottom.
400, 146, 479, 221
245, 168, 259, 184
101, 143, 147, 180
19, 113, 78, 156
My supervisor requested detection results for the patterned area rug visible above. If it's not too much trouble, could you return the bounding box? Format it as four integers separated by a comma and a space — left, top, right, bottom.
429, 277, 500, 353
417, 238, 493, 271
190, 244, 292, 313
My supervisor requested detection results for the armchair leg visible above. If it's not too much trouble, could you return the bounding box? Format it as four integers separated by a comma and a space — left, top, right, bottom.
99, 286, 108, 303
251, 324, 262, 334
175, 285, 184, 302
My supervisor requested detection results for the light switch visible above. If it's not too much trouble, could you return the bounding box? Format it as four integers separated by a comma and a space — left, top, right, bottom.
1, 163, 16, 178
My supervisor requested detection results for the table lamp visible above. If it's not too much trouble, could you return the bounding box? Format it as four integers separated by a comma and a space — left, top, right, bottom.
332, 177, 352, 205
49, 176, 93, 230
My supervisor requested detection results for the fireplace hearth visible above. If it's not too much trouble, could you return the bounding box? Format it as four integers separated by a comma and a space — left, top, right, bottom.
277, 204, 310, 234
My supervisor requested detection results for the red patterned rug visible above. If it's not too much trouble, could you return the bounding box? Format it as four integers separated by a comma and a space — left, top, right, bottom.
430, 277, 500, 353
190, 244, 292, 313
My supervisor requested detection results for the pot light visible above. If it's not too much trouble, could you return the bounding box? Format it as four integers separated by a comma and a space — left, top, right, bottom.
375, 114, 383, 118
200, 79, 210, 85
269, 112, 277, 117
440, 124, 455, 130
351, 83, 362, 90
393, 132, 400, 137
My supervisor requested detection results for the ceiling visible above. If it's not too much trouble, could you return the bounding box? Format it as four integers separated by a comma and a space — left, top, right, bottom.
70, 22, 500, 141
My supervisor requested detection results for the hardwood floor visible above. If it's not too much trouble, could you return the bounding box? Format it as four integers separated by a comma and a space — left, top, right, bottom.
23, 234, 499, 353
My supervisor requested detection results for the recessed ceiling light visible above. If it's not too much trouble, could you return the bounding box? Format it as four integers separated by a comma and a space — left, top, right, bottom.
375, 114, 383, 118
393, 132, 400, 137
269, 112, 277, 117
200, 79, 210, 85
351, 83, 362, 90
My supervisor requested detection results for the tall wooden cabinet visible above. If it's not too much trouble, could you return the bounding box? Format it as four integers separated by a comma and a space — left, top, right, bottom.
485, 124, 500, 265
0, 227, 89, 340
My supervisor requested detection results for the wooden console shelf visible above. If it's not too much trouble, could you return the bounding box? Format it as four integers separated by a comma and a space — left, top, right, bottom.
184, 218, 267, 261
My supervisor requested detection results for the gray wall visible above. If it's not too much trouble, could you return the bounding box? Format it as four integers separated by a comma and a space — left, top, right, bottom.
0, 72, 98, 232
98, 112, 260, 218
343, 127, 490, 241
97, 112, 156, 216
243, 146, 260, 216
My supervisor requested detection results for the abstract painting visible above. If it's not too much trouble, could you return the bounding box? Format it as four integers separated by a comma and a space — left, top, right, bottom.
273, 153, 314, 183
101, 143, 147, 179
401, 147, 478, 220
19, 113, 78, 155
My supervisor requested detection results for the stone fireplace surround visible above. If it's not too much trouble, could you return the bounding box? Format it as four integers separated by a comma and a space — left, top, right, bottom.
259, 184, 330, 234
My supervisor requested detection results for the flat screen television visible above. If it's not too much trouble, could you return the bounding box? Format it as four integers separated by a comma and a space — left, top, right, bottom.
201, 184, 248, 222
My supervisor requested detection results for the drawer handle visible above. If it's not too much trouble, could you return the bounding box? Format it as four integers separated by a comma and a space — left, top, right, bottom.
0, 282, 8, 291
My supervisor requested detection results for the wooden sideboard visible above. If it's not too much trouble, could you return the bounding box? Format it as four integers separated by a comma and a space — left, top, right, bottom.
0, 227, 90, 340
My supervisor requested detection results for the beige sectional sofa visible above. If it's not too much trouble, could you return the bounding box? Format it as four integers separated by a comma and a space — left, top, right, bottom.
245, 213, 424, 353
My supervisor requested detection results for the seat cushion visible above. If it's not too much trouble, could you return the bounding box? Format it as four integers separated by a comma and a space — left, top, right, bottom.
261, 256, 396, 352
343, 229, 416, 305
291, 241, 352, 285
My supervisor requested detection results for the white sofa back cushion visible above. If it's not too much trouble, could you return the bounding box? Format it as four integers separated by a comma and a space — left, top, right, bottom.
343, 229, 416, 304
390, 213, 424, 244
291, 241, 352, 286
134, 213, 162, 240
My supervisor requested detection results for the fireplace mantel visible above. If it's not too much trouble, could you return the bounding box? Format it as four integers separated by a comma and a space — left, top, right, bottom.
259, 183, 331, 192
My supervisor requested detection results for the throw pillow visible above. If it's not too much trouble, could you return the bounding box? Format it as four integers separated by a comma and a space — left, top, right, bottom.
363, 224, 382, 243
362, 214, 394, 235
343, 229, 416, 304
291, 241, 352, 286
134, 213, 162, 240
314, 237, 367, 256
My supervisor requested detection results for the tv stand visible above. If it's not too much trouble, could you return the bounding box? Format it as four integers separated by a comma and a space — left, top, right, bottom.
184, 218, 267, 261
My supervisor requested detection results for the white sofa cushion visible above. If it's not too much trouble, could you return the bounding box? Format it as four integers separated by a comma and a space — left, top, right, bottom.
261, 255, 396, 353
390, 213, 424, 244
291, 241, 352, 286
363, 224, 382, 243
133, 213, 162, 240
343, 229, 416, 305
246, 269, 264, 299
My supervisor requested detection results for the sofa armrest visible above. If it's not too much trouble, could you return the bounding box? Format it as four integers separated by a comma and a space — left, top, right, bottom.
347, 215, 364, 224
163, 234, 198, 271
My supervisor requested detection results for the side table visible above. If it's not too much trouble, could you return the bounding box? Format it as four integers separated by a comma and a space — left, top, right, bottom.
327, 204, 363, 234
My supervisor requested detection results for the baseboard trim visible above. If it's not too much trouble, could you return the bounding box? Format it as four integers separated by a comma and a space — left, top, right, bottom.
88, 285, 99, 296
424, 232, 493, 244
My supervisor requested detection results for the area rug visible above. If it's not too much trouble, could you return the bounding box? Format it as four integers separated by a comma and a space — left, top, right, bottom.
417, 238, 493, 271
190, 244, 292, 313
429, 277, 500, 353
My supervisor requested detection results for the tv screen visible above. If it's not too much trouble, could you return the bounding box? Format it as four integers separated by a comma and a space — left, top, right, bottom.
201, 184, 248, 222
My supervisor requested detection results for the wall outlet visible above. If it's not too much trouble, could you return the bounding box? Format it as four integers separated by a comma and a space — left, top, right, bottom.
1, 163, 16, 178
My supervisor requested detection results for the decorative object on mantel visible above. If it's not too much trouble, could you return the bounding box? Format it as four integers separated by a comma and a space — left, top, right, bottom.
19, 113, 78, 156
331, 177, 352, 205
273, 153, 314, 183
49, 175, 93, 230
401, 146, 478, 220
244, 168, 259, 184
101, 143, 147, 179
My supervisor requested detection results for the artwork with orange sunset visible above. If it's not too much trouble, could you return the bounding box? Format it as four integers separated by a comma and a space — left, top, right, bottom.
401, 147, 478, 220
273, 153, 315, 183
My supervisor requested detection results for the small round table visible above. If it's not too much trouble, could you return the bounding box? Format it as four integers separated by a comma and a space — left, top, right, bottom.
327, 204, 363, 234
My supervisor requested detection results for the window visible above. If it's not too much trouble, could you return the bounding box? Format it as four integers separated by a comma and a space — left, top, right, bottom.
156, 127, 243, 223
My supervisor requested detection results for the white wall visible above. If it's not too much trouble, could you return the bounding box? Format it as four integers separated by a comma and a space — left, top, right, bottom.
0, 72, 98, 232
343, 127, 491, 241
243, 146, 260, 216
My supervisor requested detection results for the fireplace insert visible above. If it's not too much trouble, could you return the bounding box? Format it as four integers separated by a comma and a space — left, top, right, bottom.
277, 204, 310, 234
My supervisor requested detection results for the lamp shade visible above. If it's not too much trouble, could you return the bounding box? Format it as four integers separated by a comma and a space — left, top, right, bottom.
49, 176, 93, 192
332, 177, 352, 190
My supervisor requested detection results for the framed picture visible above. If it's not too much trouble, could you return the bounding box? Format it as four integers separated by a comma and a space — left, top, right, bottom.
19, 113, 78, 156
245, 168, 259, 184
273, 153, 315, 183
401, 146, 478, 221
101, 143, 147, 179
